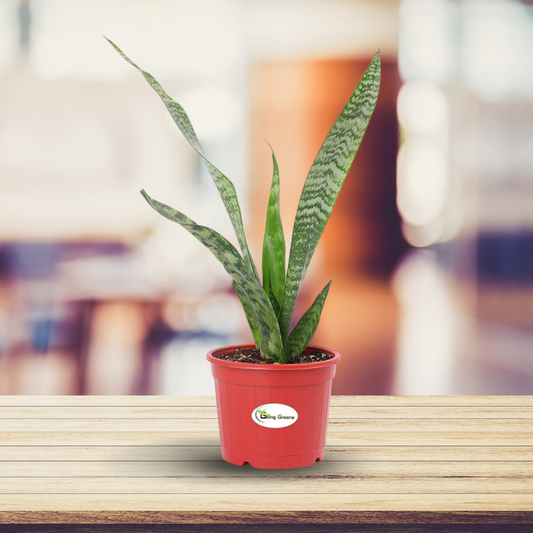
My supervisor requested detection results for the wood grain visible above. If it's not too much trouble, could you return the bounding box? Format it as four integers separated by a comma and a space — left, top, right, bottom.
1, 493, 533, 511
2, 418, 532, 432
5, 476, 533, 495
0, 524, 530, 533
2, 445, 533, 462
0, 395, 532, 525
2, 406, 533, 418
1, 510, 533, 525
3, 461, 533, 477
1, 395, 533, 406
2, 431, 532, 446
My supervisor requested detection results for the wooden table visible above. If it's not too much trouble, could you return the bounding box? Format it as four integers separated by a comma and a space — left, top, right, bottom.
1, 395, 532, 532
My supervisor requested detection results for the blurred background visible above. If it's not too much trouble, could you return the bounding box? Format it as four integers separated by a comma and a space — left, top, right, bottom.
0, 0, 532, 395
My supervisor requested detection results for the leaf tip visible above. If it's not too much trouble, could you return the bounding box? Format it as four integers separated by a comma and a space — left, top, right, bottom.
140, 189, 151, 204
264, 140, 279, 171
103, 35, 117, 49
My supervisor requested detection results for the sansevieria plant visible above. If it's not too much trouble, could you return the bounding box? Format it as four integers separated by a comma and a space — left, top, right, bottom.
106, 38, 380, 364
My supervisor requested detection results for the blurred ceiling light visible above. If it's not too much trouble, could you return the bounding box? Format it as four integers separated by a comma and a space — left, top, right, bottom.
0, 0, 19, 74
402, 218, 444, 248
397, 81, 448, 136
461, 0, 532, 100
30, 0, 243, 80
397, 139, 448, 226
399, 0, 455, 85
179, 86, 242, 142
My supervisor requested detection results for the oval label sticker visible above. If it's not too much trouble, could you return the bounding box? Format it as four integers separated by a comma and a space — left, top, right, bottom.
251, 403, 298, 428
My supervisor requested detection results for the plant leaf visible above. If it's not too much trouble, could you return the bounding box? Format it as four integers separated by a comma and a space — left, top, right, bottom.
140, 190, 283, 361
267, 273, 281, 317
232, 280, 261, 347
106, 37, 259, 282
285, 281, 331, 363
262, 145, 286, 307
279, 51, 381, 346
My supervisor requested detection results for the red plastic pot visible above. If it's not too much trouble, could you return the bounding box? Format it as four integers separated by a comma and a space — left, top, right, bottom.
206, 344, 340, 469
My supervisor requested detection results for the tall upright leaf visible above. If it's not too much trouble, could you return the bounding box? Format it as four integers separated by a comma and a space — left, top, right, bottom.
279, 51, 381, 346
262, 146, 285, 311
106, 37, 259, 282
267, 274, 281, 317
140, 190, 283, 361
232, 280, 261, 347
285, 281, 331, 362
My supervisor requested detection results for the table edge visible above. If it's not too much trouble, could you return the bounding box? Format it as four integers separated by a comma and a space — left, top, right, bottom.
1, 512, 533, 525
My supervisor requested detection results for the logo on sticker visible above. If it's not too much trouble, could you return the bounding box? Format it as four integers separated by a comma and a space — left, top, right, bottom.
251, 403, 299, 428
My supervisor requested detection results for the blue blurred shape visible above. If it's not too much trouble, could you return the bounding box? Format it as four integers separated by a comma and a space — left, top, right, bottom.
3, 243, 60, 278
31, 318, 53, 354
477, 231, 533, 285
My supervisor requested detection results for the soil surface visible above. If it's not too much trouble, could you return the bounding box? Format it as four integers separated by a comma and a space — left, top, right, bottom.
212, 347, 334, 365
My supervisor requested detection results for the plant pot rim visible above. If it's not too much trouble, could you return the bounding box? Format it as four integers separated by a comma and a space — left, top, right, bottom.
206, 343, 340, 371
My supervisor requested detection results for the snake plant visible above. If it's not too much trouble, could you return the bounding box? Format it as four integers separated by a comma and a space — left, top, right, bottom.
106, 38, 380, 363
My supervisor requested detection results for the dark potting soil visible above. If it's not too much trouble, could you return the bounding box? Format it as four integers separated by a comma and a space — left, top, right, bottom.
212, 347, 334, 365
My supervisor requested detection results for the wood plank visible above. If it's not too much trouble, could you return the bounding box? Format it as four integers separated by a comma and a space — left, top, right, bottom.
0, 493, 532, 511
0, 432, 221, 445
3, 476, 533, 494
2, 396, 533, 407
325, 433, 533, 446
1, 445, 532, 462
1, 418, 531, 432
1, 432, 532, 446
331, 396, 533, 407
0, 407, 218, 419
2, 461, 533, 478
2, 406, 533, 419
0, 445, 222, 462
0, 510, 532, 525
321, 446, 533, 461
323, 419, 533, 432
0, 396, 217, 407
0, 407, 219, 419
1, 395, 532, 521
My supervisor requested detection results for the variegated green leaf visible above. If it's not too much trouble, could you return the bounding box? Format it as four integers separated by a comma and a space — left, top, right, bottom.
106, 37, 259, 282
285, 281, 331, 362
232, 280, 261, 347
279, 51, 381, 347
140, 190, 283, 361
262, 145, 285, 307
267, 273, 281, 317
